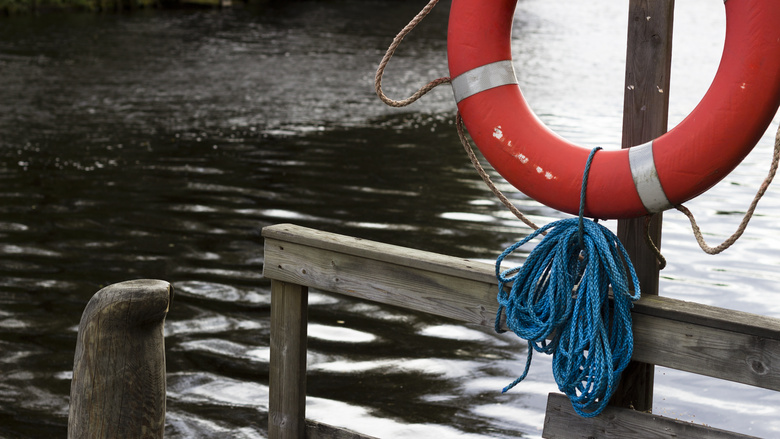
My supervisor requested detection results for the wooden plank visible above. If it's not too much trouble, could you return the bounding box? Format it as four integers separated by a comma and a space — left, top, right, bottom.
262, 223, 496, 285
614, 0, 676, 412
68, 279, 172, 439
263, 227, 498, 328
542, 393, 758, 439
630, 312, 780, 391
634, 294, 780, 341
306, 420, 380, 439
262, 224, 780, 336
269, 280, 309, 439
262, 224, 780, 392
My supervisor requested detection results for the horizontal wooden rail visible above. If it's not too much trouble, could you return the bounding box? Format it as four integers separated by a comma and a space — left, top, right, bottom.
262, 223, 780, 392
542, 393, 758, 439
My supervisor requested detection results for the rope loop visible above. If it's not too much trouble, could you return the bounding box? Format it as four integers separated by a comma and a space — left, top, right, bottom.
677, 123, 780, 255
374, 0, 450, 108
643, 215, 667, 270
496, 148, 640, 418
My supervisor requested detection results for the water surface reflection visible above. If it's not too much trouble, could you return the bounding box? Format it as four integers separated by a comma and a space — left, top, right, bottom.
0, 0, 779, 438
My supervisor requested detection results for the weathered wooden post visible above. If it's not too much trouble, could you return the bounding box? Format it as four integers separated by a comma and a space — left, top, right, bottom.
613, 0, 675, 411
68, 279, 173, 439
268, 279, 309, 438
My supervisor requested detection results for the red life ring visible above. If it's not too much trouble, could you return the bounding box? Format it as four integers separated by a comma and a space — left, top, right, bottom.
448, 0, 780, 219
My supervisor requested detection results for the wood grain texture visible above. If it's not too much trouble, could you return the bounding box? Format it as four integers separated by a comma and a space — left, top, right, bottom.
614, 0, 675, 412
262, 223, 496, 285
543, 393, 758, 439
68, 279, 173, 439
269, 280, 309, 439
634, 294, 780, 340
262, 226, 498, 327
620, 0, 675, 150
630, 313, 780, 391
262, 224, 780, 392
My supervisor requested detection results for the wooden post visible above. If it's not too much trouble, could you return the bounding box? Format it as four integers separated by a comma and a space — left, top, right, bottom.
68, 279, 173, 439
269, 279, 309, 439
613, 0, 675, 412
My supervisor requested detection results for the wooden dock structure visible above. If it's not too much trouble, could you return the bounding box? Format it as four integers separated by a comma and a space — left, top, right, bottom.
65, 226, 780, 438
263, 223, 780, 438
65, 1, 780, 437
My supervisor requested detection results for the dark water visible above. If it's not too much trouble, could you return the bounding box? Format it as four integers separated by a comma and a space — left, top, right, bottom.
1, 1, 779, 437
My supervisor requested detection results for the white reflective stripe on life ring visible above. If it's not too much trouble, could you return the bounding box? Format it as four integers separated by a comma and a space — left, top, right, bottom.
628, 141, 672, 213
451, 60, 518, 104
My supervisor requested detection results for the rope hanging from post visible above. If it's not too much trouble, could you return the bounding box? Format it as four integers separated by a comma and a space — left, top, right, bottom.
495, 148, 641, 418
676, 124, 780, 255
374, 0, 449, 108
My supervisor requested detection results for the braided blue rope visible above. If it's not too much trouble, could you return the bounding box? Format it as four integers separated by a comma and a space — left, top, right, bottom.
495, 147, 640, 417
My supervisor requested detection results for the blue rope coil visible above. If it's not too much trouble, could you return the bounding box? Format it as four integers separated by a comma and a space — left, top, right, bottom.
495, 147, 640, 417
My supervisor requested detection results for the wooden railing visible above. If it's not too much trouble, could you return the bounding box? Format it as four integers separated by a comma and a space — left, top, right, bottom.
263, 223, 780, 439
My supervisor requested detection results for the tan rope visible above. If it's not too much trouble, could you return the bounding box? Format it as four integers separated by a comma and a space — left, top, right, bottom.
374, 0, 450, 107
642, 215, 667, 269
456, 113, 541, 231
676, 123, 780, 255
373, 0, 538, 231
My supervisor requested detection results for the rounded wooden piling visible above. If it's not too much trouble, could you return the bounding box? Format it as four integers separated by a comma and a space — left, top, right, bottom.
68, 279, 173, 439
